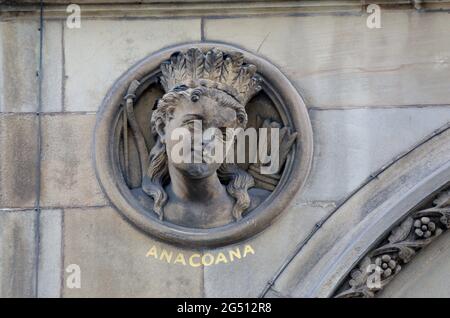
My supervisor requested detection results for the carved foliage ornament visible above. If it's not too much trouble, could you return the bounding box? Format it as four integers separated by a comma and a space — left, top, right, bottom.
334, 187, 450, 298
94, 43, 313, 247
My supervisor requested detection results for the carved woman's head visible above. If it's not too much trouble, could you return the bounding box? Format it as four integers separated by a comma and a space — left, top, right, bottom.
142, 48, 262, 224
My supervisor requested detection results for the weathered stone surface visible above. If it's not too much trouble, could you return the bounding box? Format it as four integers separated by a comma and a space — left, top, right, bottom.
42, 21, 63, 112
0, 210, 36, 298
0, 20, 63, 112
301, 106, 450, 201
62, 206, 203, 297
1, 6, 450, 299
0, 1, 367, 20
203, 201, 333, 297
0, 114, 38, 208
204, 12, 450, 108
37, 209, 62, 298
379, 230, 450, 298
40, 114, 107, 208
0, 20, 39, 112
64, 19, 201, 112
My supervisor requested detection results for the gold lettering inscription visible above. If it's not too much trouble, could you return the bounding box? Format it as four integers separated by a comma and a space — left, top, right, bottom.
215, 252, 228, 265
243, 244, 255, 257
228, 248, 241, 261
202, 254, 214, 266
174, 253, 187, 266
145, 244, 256, 267
146, 246, 158, 258
160, 249, 173, 263
189, 254, 201, 267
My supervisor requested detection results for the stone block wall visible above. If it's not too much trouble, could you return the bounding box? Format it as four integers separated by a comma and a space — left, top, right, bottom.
1, 1, 450, 297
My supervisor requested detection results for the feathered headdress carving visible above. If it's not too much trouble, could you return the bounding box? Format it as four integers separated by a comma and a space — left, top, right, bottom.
160, 48, 262, 105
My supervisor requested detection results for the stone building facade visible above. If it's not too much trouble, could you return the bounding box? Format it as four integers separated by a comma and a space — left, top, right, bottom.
1, 0, 450, 297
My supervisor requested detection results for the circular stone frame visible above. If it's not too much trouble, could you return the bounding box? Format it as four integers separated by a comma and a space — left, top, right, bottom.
94, 42, 313, 248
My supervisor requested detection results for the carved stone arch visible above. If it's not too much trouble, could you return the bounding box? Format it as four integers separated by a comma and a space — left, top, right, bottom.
264, 124, 450, 298
333, 184, 450, 298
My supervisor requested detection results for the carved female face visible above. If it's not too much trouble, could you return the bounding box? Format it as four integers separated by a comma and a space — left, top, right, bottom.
95, 44, 311, 246
155, 87, 244, 179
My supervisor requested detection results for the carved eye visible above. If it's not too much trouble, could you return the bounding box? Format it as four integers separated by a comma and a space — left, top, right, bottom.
237, 115, 245, 124
191, 94, 200, 102
173, 84, 188, 92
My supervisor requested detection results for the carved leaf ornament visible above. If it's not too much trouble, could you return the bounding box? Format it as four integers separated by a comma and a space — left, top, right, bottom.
335, 189, 450, 298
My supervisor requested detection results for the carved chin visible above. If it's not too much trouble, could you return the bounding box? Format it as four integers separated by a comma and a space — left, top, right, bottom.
177, 163, 218, 179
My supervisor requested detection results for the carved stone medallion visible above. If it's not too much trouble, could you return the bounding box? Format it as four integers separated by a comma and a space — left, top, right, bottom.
94, 43, 313, 247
